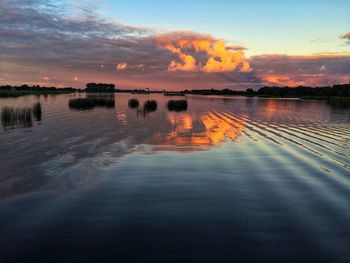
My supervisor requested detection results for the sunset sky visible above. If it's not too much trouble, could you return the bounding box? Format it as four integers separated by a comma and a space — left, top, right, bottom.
0, 0, 349, 90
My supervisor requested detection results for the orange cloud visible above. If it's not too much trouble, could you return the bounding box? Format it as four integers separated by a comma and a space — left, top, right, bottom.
153, 112, 245, 149
340, 32, 350, 44
340, 32, 350, 39
116, 63, 128, 70
156, 32, 251, 73
168, 52, 197, 71
262, 74, 305, 87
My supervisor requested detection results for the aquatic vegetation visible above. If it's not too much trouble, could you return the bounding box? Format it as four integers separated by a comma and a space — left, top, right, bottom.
128, 99, 140, 109
167, 100, 188, 112
1, 106, 33, 128
300, 96, 329, 100
32, 102, 42, 121
69, 98, 115, 110
163, 92, 185, 96
136, 100, 158, 117
143, 100, 157, 113
300, 96, 350, 107
329, 96, 350, 107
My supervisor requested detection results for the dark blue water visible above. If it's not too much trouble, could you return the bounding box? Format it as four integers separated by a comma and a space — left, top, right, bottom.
0, 94, 349, 262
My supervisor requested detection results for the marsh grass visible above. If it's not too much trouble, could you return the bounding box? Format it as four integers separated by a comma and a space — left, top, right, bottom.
69, 98, 115, 110
32, 102, 42, 121
329, 97, 350, 107
1, 102, 43, 128
167, 100, 188, 112
1, 106, 33, 128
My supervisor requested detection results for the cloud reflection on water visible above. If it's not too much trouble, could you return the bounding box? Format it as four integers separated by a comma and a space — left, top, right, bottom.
0, 94, 348, 198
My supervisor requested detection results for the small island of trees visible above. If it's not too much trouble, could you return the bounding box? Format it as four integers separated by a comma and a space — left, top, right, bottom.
85, 83, 115, 93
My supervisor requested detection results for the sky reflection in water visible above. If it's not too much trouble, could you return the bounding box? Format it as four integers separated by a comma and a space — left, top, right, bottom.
0, 94, 349, 262
0, 93, 349, 198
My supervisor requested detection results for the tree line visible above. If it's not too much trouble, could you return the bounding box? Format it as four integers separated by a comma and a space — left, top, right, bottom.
0, 84, 78, 92
182, 84, 350, 98
2, 83, 349, 98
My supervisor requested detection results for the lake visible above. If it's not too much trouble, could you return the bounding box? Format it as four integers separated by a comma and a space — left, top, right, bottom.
0, 93, 349, 262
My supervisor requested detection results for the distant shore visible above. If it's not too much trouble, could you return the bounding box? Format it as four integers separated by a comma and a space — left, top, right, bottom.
0, 90, 78, 98
0, 85, 79, 98
1, 83, 349, 106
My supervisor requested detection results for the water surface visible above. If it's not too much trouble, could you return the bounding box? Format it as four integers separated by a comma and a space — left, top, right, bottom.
0, 94, 349, 262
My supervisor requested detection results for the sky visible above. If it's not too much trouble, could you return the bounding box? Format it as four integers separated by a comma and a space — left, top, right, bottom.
0, 0, 349, 90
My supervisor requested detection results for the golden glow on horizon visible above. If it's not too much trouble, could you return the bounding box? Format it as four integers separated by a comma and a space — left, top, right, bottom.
262, 74, 305, 87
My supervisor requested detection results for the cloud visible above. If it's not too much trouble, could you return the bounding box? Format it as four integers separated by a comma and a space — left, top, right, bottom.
262, 74, 305, 87
116, 63, 146, 71
116, 63, 128, 70
0, 0, 165, 87
135, 64, 145, 70
310, 37, 328, 44
156, 32, 251, 73
319, 65, 326, 72
340, 32, 350, 44
251, 54, 350, 86
0, 1, 349, 90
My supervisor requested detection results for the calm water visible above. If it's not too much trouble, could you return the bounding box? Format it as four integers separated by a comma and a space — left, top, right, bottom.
0, 94, 349, 262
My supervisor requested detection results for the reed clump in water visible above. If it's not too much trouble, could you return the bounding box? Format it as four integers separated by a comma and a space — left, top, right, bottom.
1, 102, 43, 128
128, 99, 140, 109
143, 100, 157, 113
1, 106, 33, 128
69, 98, 115, 110
167, 100, 188, 112
32, 102, 42, 121
137, 100, 158, 117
